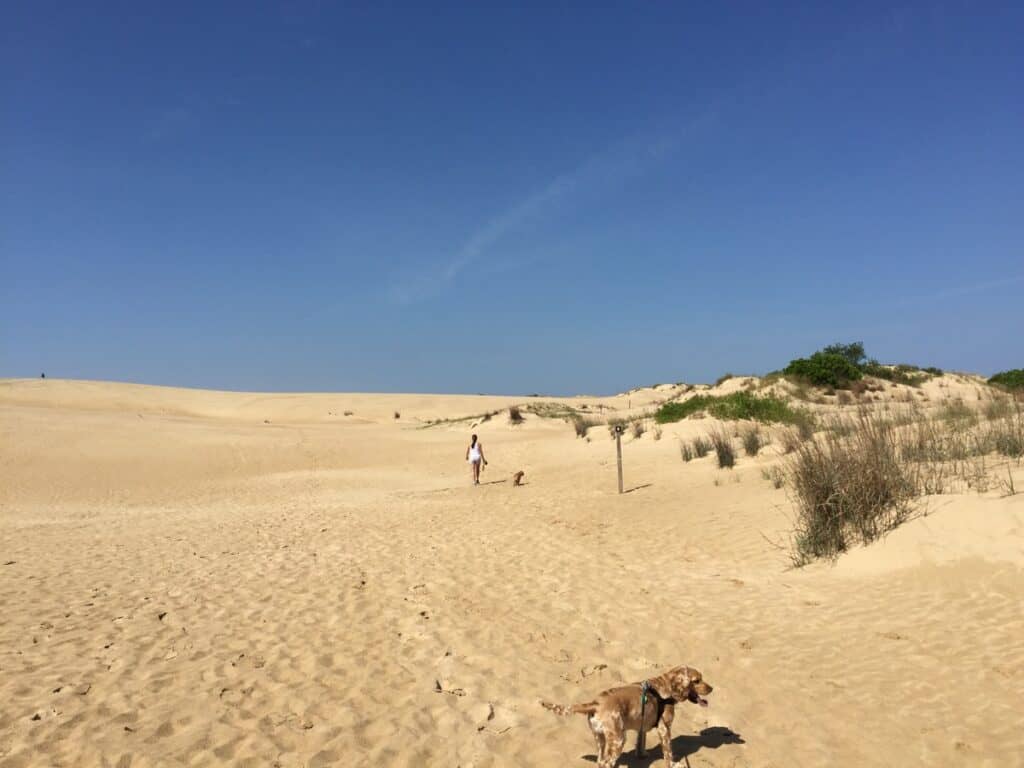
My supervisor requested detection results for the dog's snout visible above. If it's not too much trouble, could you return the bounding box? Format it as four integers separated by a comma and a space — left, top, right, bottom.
696, 681, 713, 695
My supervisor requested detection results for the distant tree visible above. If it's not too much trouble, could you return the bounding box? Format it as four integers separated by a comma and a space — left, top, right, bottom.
821, 342, 866, 368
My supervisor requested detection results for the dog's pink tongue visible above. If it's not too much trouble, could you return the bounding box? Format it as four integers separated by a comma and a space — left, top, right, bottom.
699, 698, 709, 708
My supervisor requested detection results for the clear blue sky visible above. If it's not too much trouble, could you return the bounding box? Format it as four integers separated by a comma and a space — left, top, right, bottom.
3, 2, 1022, 394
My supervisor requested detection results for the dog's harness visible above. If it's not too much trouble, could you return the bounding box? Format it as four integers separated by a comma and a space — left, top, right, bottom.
637, 681, 675, 754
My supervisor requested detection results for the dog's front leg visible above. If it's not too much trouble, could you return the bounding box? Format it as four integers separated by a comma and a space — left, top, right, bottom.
657, 720, 673, 768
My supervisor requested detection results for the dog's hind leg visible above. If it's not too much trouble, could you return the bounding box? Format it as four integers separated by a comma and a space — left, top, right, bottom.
598, 722, 625, 768
587, 714, 606, 763
591, 729, 606, 764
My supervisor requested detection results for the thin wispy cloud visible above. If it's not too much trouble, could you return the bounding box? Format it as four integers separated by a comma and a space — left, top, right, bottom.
387, 120, 707, 304
910, 273, 1024, 303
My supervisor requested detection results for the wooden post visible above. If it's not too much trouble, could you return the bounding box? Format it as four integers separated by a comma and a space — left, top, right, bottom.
615, 429, 624, 494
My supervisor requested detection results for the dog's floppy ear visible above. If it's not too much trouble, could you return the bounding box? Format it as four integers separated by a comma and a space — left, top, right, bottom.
649, 666, 691, 700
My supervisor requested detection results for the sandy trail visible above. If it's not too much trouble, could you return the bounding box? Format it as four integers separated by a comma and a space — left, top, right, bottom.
1, 379, 1021, 767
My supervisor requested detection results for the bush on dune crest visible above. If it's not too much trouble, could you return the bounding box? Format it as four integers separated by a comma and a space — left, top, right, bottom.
784, 352, 863, 389
655, 392, 810, 426
784, 341, 941, 389
989, 369, 1024, 391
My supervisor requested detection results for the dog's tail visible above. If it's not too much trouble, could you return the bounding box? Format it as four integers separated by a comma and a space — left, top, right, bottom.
540, 700, 598, 717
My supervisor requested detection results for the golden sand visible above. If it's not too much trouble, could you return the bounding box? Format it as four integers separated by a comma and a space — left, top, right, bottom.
1, 377, 1021, 767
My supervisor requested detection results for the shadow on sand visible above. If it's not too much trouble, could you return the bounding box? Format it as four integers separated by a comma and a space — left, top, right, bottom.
622, 483, 653, 494
582, 727, 744, 766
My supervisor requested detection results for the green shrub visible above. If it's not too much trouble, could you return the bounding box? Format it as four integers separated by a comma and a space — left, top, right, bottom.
654, 397, 711, 422
655, 392, 808, 425
715, 373, 735, 386
821, 341, 866, 367
861, 361, 931, 387
989, 369, 1024, 391
784, 353, 863, 389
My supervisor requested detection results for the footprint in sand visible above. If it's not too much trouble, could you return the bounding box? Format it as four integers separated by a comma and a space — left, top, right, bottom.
219, 686, 254, 706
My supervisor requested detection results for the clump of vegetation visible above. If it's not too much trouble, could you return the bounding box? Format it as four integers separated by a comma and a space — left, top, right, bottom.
709, 429, 735, 469
652, 425, 662, 441
571, 415, 599, 438
823, 341, 868, 367
607, 418, 627, 438
989, 369, 1024, 391
984, 397, 1014, 421
680, 442, 694, 462
785, 342, 940, 389
939, 399, 977, 428
742, 426, 763, 456
989, 405, 1024, 458
419, 409, 501, 429
692, 436, 711, 458
715, 373, 735, 386
522, 401, 583, 420
784, 352, 863, 389
787, 415, 915, 565
786, 401, 1024, 565
508, 406, 524, 424
861, 361, 933, 387
631, 420, 646, 439
761, 466, 785, 489
655, 392, 808, 426
780, 429, 803, 454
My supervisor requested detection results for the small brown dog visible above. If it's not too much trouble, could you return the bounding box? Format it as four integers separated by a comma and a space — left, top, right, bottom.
511, 470, 525, 486
541, 665, 712, 768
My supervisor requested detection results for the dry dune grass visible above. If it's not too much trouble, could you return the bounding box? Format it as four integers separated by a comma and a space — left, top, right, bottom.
1, 377, 1022, 768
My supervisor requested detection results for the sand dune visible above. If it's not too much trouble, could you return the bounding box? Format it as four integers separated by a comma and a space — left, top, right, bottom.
1, 378, 1021, 767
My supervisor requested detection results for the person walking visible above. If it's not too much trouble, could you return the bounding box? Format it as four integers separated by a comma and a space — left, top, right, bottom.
466, 433, 487, 485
